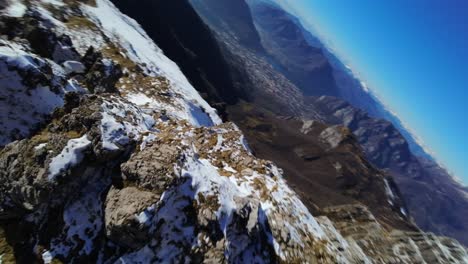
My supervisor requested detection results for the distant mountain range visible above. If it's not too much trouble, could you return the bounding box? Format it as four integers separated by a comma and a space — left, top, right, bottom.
183, 0, 468, 246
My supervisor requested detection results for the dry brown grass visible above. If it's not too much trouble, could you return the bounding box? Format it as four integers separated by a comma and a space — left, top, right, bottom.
0, 228, 15, 264
66, 16, 98, 30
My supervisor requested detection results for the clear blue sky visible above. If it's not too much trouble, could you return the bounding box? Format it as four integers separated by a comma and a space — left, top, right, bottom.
274, 0, 468, 183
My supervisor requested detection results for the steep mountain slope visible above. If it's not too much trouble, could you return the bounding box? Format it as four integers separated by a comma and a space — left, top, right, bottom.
247, 0, 340, 97
309, 96, 468, 246
110, 0, 403, 231
227, 103, 413, 232
250, 0, 434, 161
189, 0, 264, 53
107, 0, 243, 116
184, 0, 468, 246
175, 0, 413, 229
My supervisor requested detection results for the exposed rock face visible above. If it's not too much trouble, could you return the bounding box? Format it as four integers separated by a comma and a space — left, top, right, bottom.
105, 187, 159, 249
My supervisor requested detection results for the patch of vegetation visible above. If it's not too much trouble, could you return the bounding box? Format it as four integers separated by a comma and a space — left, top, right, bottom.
66, 16, 98, 31
197, 193, 220, 211
101, 44, 137, 71
251, 177, 269, 200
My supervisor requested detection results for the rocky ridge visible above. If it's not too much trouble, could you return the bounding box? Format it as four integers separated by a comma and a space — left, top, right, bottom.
0, 0, 467, 263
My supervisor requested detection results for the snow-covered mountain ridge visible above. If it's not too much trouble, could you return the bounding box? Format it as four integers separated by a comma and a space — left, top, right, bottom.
0, 0, 467, 263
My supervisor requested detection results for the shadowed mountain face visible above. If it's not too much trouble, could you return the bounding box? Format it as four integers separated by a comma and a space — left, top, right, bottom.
108, 0, 249, 121
113, 0, 468, 246
190, 0, 264, 52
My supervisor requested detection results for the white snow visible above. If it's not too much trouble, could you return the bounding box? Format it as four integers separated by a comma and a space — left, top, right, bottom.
126, 93, 153, 106
34, 143, 48, 150
300, 120, 315, 134
48, 135, 92, 180
360, 81, 370, 92
400, 207, 407, 216
384, 179, 396, 206
4, 1, 27, 17
47, 176, 108, 260
135, 210, 149, 225
40, 0, 65, 6
42, 251, 53, 264
176, 142, 326, 259
0, 40, 86, 146
319, 126, 345, 149
140, 133, 157, 150
100, 97, 155, 151
62, 61, 85, 74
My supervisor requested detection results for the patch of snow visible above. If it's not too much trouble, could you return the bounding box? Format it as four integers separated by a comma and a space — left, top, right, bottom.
360, 81, 370, 92
64, 79, 86, 93
214, 134, 224, 150
135, 204, 156, 225
42, 251, 53, 264
4, 1, 27, 17
48, 135, 92, 180
100, 97, 155, 151
181, 156, 241, 229
383, 179, 396, 206
319, 125, 345, 149
239, 135, 252, 154
140, 133, 157, 150
333, 162, 342, 173
400, 207, 407, 216
126, 92, 214, 128
188, 103, 214, 127
0, 40, 86, 146
48, 175, 108, 259
34, 143, 48, 150
40, 0, 65, 6
177, 144, 325, 259
62, 61, 85, 74
126, 92, 153, 106
300, 120, 315, 134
